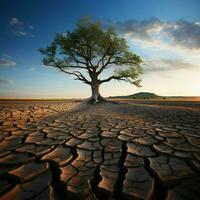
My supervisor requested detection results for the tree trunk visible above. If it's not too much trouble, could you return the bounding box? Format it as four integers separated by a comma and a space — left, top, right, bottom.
88, 82, 105, 104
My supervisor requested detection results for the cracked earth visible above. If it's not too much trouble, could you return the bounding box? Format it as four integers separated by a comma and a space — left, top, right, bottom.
0, 100, 200, 200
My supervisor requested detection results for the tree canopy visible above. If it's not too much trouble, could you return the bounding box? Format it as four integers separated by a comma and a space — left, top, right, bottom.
40, 17, 142, 103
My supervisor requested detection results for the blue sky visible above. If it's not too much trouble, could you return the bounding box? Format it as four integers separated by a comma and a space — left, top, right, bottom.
0, 0, 200, 98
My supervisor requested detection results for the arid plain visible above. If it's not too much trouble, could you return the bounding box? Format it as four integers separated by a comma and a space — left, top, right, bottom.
0, 99, 200, 200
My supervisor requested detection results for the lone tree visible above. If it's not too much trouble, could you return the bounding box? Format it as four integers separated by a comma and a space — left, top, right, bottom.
40, 17, 142, 103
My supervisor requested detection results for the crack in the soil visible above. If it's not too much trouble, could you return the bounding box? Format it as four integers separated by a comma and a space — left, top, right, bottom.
113, 141, 128, 199
48, 160, 67, 199
144, 157, 168, 200
89, 164, 101, 199
47, 144, 78, 200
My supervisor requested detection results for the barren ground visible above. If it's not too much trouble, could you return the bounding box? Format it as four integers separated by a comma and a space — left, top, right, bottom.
0, 100, 200, 200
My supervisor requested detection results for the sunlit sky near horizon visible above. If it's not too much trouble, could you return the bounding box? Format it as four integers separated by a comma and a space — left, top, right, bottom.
0, 0, 200, 98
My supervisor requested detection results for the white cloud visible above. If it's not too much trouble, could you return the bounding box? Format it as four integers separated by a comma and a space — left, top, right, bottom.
0, 79, 14, 84
142, 58, 196, 73
9, 17, 35, 37
0, 59, 16, 67
17, 31, 27, 36
0, 54, 12, 59
9, 17, 23, 25
29, 25, 34, 30
112, 18, 200, 52
29, 67, 36, 71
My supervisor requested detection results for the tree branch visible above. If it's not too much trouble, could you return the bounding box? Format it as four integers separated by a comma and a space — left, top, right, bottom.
57, 67, 91, 84
100, 75, 125, 83
97, 49, 126, 75
67, 44, 94, 71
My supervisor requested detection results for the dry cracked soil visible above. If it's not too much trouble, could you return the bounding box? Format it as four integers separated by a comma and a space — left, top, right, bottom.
0, 100, 200, 200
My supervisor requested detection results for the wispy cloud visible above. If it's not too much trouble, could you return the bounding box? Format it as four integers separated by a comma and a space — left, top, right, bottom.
0, 79, 14, 84
142, 58, 196, 73
28, 25, 34, 30
9, 17, 23, 25
0, 54, 12, 59
9, 17, 35, 37
29, 67, 36, 71
0, 59, 16, 67
111, 18, 200, 51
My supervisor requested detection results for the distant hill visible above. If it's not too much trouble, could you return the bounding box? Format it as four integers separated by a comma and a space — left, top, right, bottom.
109, 92, 161, 99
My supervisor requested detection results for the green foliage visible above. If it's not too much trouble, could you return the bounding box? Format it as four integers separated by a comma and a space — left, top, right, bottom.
115, 65, 142, 87
39, 17, 142, 87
